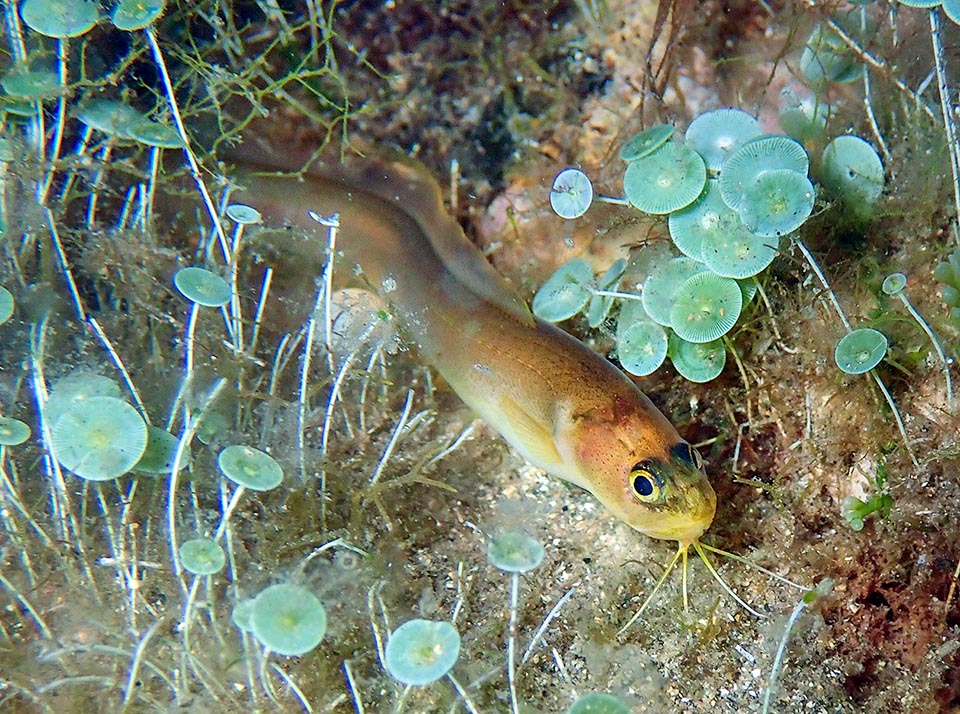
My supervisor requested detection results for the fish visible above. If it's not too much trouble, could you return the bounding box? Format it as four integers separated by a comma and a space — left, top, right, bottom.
225, 143, 767, 628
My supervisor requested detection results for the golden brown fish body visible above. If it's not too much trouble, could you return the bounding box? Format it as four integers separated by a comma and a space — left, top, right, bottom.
229, 148, 716, 545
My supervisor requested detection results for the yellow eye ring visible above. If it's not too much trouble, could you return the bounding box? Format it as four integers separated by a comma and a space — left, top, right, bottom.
630, 466, 662, 503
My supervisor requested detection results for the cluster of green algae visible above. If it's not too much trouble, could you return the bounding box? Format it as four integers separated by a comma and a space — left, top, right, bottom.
0, 0, 956, 699
540, 110, 886, 384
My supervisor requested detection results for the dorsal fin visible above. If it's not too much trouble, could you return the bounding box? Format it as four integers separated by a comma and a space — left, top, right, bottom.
222, 139, 534, 325
366, 155, 533, 325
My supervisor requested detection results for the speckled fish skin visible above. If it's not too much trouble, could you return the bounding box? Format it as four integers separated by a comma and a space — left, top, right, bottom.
229, 147, 717, 545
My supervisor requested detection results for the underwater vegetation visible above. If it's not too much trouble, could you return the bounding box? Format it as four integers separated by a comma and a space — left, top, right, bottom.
541, 107, 885, 384
1, 0, 960, 713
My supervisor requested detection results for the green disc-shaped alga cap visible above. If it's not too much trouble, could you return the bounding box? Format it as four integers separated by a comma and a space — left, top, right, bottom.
568, 692, 632, 714
1, 98, 38, 118
616, 297, 648, 338
196, 410, 228, 445
624, 142, 706, 214
218, 444, 283, 491
1, 68, 62, 101
111, 0, 165, 31
135, 425, 187, 474
251, 583, 326, 656
174, 267, 231, 307
800, 24, 863, 85
667, 180, 729, 261
232, 599, 255, 632
821, 135, 884, 206
225, 204, 262, 225
0, 417, 31, 446
669, 272, 742, 343
684, 108, 762, 173
20, 0, 100, 38
641, 256, 706, 326
738, 169, 815, 238
384, 619, 461, 686
586, 258, 626, 328
550, 168, 594, 219
45, 373, 122, 426
738, 277, 758, 305
532, 258, 595, 322
779, 89, 829, 144
943, 0, 960, 23
882, 273, 907, 296
128, 118, 183, 149
669, 333, 726, 383
617, 317, 668, 376
74, 99, 145, 139
487, 531, 545, 573
700, 208, 779, 279
51, 396, 148, 481
719, 135, 809, 211
669, 180, 778, 277
835, 328, 888, 374
620, 123, 674, 162
179, 537, 226, 576
897, 0, 941, 6
842, 495, 867, 532
0, 286, 13, 324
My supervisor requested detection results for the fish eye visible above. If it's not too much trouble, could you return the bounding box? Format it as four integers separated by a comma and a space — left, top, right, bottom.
629, 462, 662, 503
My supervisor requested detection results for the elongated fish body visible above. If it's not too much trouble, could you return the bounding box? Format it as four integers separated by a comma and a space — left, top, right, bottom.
228, 147, 717, 545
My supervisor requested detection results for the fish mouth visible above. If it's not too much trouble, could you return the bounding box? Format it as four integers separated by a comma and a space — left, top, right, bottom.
630, 473, 717, 544
635, 511, 714, 545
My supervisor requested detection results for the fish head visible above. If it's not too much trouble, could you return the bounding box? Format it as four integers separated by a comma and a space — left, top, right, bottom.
557, 396, 717, 545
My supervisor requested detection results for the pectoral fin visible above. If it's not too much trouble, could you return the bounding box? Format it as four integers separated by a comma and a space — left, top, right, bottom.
497, 395, 564, 472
